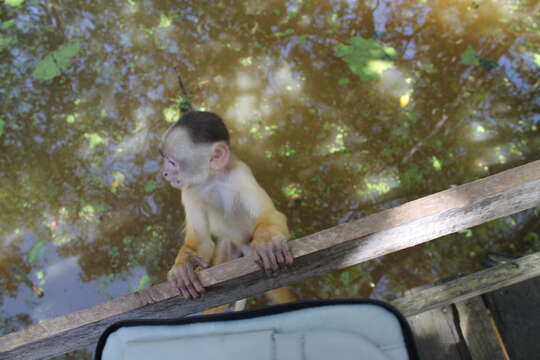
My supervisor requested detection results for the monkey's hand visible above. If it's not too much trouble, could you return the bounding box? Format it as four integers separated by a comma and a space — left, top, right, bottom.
167, 253, 209, 300
251, 234, 293, 275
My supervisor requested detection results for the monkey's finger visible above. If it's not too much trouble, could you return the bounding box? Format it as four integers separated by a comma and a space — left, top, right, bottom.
169, 271, 180, 290
177, 268, 195, 299
266, 245, 279, 273
179, 284, 193, 299
175, 278, 190, 299
264, 244, 279, 276
258, 251, 273, 276
253, 250, 264, 268
181, 267, 200, 298
278, 246, 290, 268
185, 282, 200, 299
282, 244, 294, 265
273, 242, 286, 267
187, 266, 205, 294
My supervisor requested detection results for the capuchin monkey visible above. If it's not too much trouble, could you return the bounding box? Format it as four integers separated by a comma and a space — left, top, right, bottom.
160, 111, 295, 312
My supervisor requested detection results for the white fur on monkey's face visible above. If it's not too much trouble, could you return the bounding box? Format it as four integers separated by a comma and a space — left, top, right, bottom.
161, 128, 214, 189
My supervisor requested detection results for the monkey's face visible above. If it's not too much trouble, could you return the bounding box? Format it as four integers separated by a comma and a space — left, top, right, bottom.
160, 128, 213, 189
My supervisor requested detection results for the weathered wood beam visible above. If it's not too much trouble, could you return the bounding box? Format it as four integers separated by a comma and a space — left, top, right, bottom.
393, 251, 540, 317
454, 297, 509, 360
1, 160, 540, 360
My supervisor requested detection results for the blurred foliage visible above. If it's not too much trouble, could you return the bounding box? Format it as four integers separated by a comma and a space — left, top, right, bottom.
461, 45, 481, 66
335, 36, 397, 81
4, 0, 25, 7
1, 4, 539, 360
27, 240, 47, 265
32, 41, 81, 81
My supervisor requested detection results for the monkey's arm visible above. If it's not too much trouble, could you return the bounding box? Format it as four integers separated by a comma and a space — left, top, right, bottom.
168, 191, 215, 299
234, 162, 294, 272
252, 209, 294, 273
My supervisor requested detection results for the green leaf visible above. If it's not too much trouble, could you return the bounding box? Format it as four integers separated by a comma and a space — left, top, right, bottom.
36, 271, 45, 285
163, 106, 180, 123
524, 232, 539, 242
85, 133, 106, 148
275, 28, 294, 37
297, 34, 308, 44
2, 19, 16, 29
282, 183, 303, 200
402, 164, 423, 187
123, 236, 134, 246
534, 53, 540, 68
460, 45, 480, 66
158, 14, 172, 28
33, 55, 60, 81
54, 40, 80, 68
338, 77, 350, 86
459, 229, 473, 237
4, 0, 25, 6
136, 275, 150, 291
0, 34, 15, 51
32, 40, 81, 81
432, 156, 442, 171
339, 271, 351, 286
145, 180, 157, 193
0, 118, 4, 136
335, 36, 397, 81
52, 234, 73, 246
287, 10, 299, 19
28, 240, 47, 265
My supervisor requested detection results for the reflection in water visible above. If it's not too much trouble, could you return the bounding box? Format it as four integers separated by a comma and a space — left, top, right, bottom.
1, 1, 539, 357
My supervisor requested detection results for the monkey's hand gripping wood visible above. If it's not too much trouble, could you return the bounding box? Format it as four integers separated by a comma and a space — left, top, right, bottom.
167, 246, 210, 300
251, 211, 294, 275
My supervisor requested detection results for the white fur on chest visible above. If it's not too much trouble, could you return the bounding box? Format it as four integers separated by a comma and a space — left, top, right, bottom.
199, 176, 239, 215
197, 175, 255, 243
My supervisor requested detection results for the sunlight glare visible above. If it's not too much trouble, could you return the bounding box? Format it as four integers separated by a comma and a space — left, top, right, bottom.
225, 94, 259, 127
274, 63, 303, 95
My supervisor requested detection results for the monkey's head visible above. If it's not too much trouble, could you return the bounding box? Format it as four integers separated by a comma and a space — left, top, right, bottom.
159, 111, 230, 189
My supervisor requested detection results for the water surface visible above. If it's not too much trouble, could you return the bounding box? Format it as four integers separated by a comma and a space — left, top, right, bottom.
1, 0, 539, 357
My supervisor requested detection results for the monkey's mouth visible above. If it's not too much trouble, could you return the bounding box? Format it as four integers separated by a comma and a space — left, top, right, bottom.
170, 180, 183, 189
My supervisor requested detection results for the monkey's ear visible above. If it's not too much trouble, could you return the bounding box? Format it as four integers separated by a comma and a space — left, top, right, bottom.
210, 142, 230, 170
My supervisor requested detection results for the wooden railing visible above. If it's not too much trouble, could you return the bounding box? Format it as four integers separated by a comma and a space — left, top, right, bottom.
1, 160, 539, 360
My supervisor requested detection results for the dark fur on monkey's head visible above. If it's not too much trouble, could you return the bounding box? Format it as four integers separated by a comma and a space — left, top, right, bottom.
174, 111, 230, 145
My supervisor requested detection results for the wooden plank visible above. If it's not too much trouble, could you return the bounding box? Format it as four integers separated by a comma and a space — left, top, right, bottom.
1, 160, 540, 360
391, 252, 540, 317
454, 297, 509, 360
484, 276, 540, 359
407, 306, 470, 360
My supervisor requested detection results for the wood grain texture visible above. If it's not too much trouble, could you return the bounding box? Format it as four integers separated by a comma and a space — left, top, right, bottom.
407, 306, 470, 360
392, 252, 540, 316
1, 160, 540, 359
454, 297, 508, 360
484, 276, 540, 360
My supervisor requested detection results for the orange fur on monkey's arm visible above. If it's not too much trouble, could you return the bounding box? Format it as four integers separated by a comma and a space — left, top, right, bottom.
167, 191, 215, 299
251, 209, 294, 273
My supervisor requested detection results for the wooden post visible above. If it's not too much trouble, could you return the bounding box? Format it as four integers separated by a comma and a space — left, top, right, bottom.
1, 160, 540, 360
